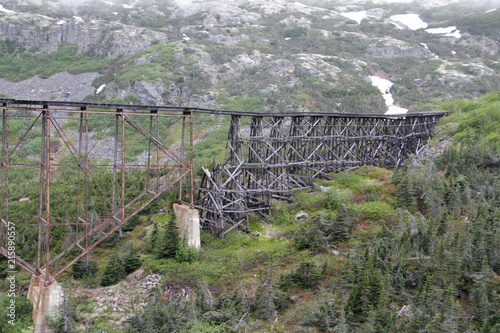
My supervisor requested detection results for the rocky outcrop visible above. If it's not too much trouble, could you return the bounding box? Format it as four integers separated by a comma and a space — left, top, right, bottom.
207, 33, 249, 46
280, 15, 312, 28
367, 37, 433, 57
297, 54, 341, 81
269, 59, 295, 77
457, 36, 498, 56
0, 13, 168, 58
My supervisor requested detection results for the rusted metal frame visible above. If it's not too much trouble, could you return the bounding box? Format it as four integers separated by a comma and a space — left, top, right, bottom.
0, 112, 42, 180
80, 117, 117, 160
0, 246, 41, 278
49, 158, 191, 283
13, 219, 121, 228
84, 111, 91, 253
44, 106, 52, 284
77, 110, 84, 250
112, 109, 119, 228
48, 112, 88, 172
118, 167, 185, 214
1, 106, 194, 281
37, 107, 48, 270
189, 112, 195, 207
121, 110, 125, 228
179, 116, 186, 203
123, 114, 189, 167
146, 110, 158, 195
156, 111, 160, 201
122, 115, 189, 168
4, 106, 187, 118
1, 105, 7, 243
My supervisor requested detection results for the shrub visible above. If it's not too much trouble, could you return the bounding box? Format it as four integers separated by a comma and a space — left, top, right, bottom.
353, 201, 395, 221
325, 187, 352, 210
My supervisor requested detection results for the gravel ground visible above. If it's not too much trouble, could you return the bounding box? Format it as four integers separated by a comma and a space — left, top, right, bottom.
0, 71, 100, 101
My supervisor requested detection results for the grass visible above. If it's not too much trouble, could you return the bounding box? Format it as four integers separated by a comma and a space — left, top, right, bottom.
0, 164, 404, 332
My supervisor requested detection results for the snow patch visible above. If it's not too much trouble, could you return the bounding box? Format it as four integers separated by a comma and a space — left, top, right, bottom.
96, 84, 106, 94
341, 11, 367, 24
445, 30, 461, 38
426, 26, 461, 38
389, 14, 427, 30
426, 26, 456, 34
57, 20, 66, 25
123, 4, 134, 9
369, 76, 408, 115
0, 5, 15, 14
73, 16, 84, 23
485, 8, 497, 13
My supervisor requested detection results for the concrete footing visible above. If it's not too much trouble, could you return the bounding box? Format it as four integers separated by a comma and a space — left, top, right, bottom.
27, 274, 64, 333
173, 204, 201, 248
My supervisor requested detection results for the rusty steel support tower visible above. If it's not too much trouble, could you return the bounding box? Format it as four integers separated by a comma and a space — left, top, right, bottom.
0, 99, 193, 286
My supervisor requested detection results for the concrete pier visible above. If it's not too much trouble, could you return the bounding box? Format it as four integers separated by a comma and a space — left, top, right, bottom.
27, 274, 64, 332
173, 204, 201, 248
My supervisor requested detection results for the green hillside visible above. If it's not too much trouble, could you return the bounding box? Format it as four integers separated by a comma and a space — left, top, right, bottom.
2, 92, 498, 332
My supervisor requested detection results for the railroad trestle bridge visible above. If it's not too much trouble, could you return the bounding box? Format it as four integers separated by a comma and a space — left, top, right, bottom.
0, 98, 446, 284
195, 111, 446, 236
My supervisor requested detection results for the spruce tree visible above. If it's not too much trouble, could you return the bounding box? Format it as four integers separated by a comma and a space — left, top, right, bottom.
148, 221, 159, 253
124, 246, 142, 274
54, 295, 78, 333
293, 260, 322, 289
72, 257, 98, 279
157, 212, 180, 259
254, 265, 277, 321
101, 251, 126, 287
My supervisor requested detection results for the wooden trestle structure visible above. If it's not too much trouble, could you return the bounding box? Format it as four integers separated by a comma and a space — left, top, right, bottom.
195, 111, 447, 237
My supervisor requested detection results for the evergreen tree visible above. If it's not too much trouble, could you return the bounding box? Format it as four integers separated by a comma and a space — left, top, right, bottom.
72, 257, 98, 280
335, 308, 347, 333
293, 260, 322, 289
124, 246, 142, 275
148, 220, 159, 253
101, 251, 126, 287
157, 213, 180, 259
54, 295, 79, 333
254, 265, 278, 321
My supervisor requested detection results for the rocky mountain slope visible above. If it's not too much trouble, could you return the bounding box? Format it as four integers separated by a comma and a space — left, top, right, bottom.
0, 0, 498, 114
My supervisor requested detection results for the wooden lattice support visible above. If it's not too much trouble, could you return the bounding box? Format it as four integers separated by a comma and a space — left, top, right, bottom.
196, 112, 446, 236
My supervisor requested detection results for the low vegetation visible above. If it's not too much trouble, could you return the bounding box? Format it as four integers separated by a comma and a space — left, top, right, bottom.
4, 92, 499, 332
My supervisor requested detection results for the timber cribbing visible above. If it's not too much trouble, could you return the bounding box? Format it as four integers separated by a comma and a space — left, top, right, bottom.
0, 98, 447, 237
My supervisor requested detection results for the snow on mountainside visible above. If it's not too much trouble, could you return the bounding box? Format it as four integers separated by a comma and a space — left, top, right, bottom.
0, 0, 498, 114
